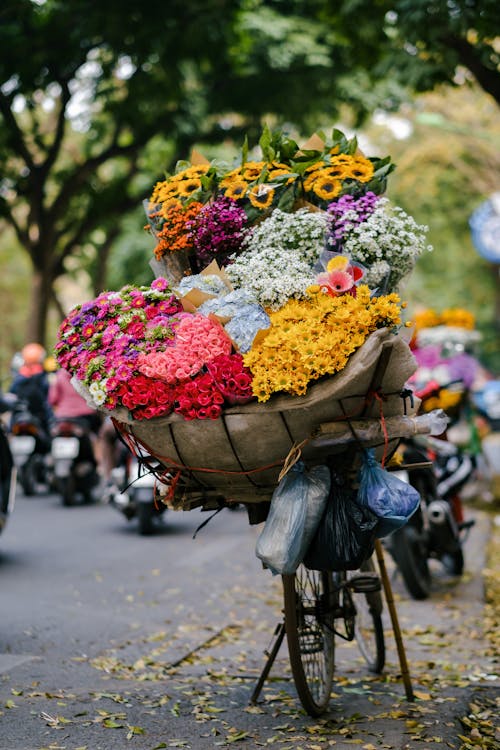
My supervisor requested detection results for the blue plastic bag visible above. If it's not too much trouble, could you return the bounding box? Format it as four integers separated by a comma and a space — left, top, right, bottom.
357, 449, 420, 538
255, 461, 330, 575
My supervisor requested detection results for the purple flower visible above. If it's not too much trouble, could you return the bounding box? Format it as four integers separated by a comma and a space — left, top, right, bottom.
326, 191, 380, 252
187, 196, 248, 269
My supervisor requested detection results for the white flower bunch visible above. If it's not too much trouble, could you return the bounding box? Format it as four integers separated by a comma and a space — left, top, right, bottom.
342, 198, 432, 291
226, 208, 327, 309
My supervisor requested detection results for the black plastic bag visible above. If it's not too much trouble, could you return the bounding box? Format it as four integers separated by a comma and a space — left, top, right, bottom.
304, 470, 378, 571
357, 449, 421, 538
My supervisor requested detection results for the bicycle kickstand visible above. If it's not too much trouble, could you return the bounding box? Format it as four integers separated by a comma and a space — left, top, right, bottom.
249, 621, 286, 705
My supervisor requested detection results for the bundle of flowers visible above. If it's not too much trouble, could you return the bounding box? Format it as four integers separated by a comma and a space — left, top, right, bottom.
55, 126, 430, 424
146, 127, 431, 295
54, 278, 253, 421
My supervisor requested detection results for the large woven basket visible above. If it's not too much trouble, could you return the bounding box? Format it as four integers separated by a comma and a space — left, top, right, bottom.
111, 328, 417, 508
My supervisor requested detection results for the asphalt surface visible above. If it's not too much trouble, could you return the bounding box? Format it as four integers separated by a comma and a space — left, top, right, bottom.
0, 486, 497, 750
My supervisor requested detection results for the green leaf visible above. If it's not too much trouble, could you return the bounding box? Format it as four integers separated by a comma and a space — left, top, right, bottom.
103, 718, 124, 728
226, 731, 250, 742
241, 135, 248, 167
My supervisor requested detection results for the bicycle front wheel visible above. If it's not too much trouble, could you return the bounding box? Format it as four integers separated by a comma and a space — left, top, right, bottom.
282, 565, 335, 716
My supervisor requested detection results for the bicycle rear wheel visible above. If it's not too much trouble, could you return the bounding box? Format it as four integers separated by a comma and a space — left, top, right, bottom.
346, 558, 385, 673
282, 565, 335, 716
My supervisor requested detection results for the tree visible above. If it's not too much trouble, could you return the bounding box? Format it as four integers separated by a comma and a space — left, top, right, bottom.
318, 1, 500, 107
1, 0, 498, 348
0, 0, 379, 345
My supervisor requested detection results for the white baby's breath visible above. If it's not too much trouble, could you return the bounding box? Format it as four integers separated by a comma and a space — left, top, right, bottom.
226, 208, 328, 309
342, 198, 432, 291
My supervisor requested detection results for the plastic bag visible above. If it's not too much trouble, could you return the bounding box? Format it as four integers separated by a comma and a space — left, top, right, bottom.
357, 449, 420, 538
255, 461, 330, 575
304, 471, 378, 571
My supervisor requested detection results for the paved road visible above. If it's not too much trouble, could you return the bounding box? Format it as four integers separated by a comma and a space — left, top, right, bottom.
0, 488, 497, 749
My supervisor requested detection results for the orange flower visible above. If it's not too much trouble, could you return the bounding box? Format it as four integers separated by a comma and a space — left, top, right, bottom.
152, 201, 202, 259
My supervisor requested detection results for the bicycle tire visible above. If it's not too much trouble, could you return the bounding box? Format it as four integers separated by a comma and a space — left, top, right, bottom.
282, 565, 335, 716
346, 558, 385, 673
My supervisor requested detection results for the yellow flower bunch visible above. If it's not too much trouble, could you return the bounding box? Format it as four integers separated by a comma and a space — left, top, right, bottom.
243, 285, 402, 401
422, 388, 464, 413
150, 165, 211, 205
302, 154, 374, 202
219, 160, 298, 209
414, 307, 476, 331
440, 308, 476, 330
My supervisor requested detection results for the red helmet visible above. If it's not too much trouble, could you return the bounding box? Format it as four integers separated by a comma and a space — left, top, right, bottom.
21, 342, 46, 365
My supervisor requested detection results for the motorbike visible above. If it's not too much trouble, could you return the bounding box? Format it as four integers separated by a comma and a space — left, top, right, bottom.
51, 417, 99, 506
8, 396, 53, 496
106, 448, 165, 535
0, 394, 17, 539
471, 379, 500, 501
387, 384, 476, 599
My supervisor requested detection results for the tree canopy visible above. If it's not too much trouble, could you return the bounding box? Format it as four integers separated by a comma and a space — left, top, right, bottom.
0, 0, 498, 350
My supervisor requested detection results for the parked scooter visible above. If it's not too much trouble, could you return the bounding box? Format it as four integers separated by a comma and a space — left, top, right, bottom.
106, 448, 165, 535
387, 385, 476, 599
51, 417, 99, 506
0, 393, 17, 539
8, 397, 53, 496
471, 379, 500, 501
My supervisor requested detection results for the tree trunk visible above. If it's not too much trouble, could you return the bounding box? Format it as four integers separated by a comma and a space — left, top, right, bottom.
26, 267, 53, 346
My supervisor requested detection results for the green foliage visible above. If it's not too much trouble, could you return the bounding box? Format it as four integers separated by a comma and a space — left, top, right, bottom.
372, 84, 500, 371
0, 0, 498, 359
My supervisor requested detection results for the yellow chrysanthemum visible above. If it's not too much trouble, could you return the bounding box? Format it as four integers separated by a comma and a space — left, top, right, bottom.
440, 308, 476, 330
244, 288, 402, 401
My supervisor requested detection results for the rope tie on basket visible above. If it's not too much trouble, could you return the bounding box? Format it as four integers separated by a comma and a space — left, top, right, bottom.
112, 419, 286, 479
278, 439, 309, 483
366, 388, 390, 467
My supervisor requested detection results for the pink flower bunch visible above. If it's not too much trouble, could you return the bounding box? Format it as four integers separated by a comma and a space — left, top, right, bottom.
316, 255, 364, 298
55, 279, 257, 422
54, 279, 185, 418
137, 315, 232, 383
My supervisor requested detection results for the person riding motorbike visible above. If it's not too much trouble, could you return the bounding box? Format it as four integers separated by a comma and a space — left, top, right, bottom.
9, 342, 52, 453
48, 367, 101, 458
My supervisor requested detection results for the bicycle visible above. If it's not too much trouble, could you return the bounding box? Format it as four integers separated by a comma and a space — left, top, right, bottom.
250, 554, 386, 717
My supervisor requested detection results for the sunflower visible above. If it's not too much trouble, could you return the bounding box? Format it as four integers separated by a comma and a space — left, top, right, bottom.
303, 172, 323, 192
305, 161, 326, 173
224, 181, 248, 200
242, 161, 266, 181
344, 158, 374, 183
322, 164, 348, 180
248, 185, 275, 209
176, 178, 202, 197
312, 177, 341, 200
159, 198, 183, 218
268, 168, 297, 185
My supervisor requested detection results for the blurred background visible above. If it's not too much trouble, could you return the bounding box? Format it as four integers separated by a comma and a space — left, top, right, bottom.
1, 0, 499, 384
